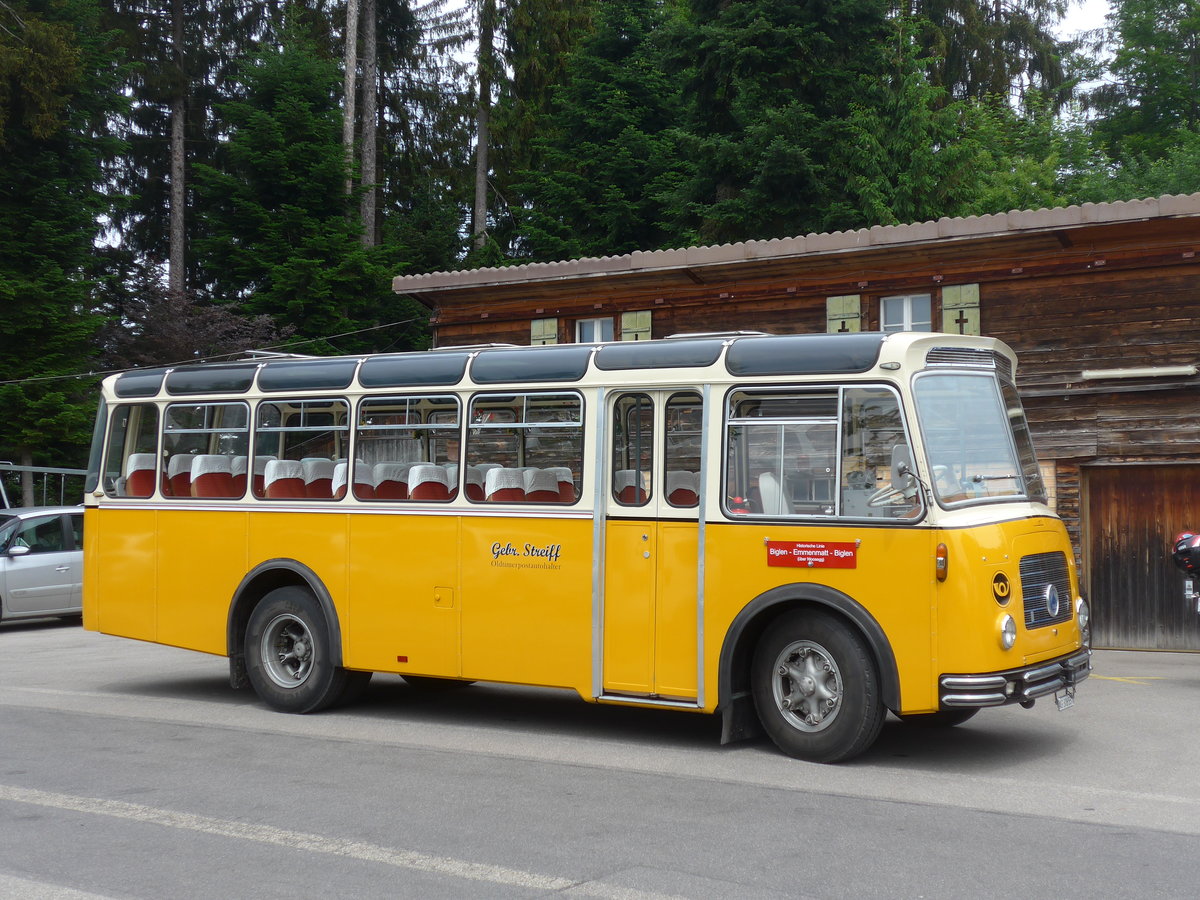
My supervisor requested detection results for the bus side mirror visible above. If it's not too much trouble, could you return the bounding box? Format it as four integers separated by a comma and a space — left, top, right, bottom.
890, 447, 917, 500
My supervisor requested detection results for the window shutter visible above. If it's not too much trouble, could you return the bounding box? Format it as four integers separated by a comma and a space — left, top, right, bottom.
531, 317, 558, 345
826, 295, 862, 333
620, 310, 652, 341
941, 284, 980, 335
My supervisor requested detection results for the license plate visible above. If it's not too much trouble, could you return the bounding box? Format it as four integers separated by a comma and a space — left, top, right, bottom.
1055, 687, 1075, 711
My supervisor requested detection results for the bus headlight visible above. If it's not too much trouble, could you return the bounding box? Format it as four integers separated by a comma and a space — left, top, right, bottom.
999, 614, 1017, 650
1076, 597, 1091, 646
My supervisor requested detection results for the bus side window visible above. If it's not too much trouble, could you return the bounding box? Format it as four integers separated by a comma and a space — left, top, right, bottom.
103, 404, 160, 498
254, 400, 348, 500
664, 392, 702, 507
840, 387, 920, 519
723, 390, 838, 518
612, 394, 653, 506
162, 402, 249, 499
356, 396, 460, 502
467, 393, 582, 504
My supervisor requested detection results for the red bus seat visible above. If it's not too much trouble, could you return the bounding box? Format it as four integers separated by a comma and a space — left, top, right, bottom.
666, 470, 699, 507
408, 464, 451, 501
123, 453, 157, 498
302, 458, 334, 499
523, 468, 560, 503
263, 460, 305, 499
485, 467, 525, 502
166, 454, 193, 497
373, 462, 411, 500
614, 469, 648, 505
191, 455, 236, 498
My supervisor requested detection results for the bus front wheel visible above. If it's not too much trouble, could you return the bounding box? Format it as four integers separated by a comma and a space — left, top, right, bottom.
245, 586, 368, 713
751, 610, 885, 763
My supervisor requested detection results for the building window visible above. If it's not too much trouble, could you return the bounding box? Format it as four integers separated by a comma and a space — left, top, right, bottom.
576, 317, 614, 342
881, 294, 932, 332
620, 310, 652, 341
531, 317, 558, 345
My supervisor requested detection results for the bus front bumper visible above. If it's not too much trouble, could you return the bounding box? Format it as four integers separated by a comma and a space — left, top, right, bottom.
939, 649, 1092, 708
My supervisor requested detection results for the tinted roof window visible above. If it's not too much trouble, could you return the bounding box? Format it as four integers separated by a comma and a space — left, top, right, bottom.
725, 333, 884, 376
114, 369, 168, 398
165, 364, 258, 395
470, 346, 593, 384
258, 358, 359, 392
594, 339, 724, 371
358, 353, 469, 387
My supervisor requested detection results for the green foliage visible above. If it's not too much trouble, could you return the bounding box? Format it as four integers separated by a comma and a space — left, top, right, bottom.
192, 31, 427, 355
511, 0, 684, 260
1087, 0, 1200, 162
0, 0, 121, 466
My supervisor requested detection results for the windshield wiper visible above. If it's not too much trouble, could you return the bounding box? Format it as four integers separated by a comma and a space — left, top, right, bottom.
970, 473, 1023, 483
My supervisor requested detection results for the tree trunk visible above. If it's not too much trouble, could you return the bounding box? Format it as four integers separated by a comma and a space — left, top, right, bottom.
473, 0, 497, 251
343, 0, 361, 197
359, 0, 378, 245
169, 0, 186, 297
20, 448, 34, 508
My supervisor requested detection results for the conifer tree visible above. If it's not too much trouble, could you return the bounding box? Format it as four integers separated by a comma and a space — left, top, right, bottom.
0, 0, 120, 497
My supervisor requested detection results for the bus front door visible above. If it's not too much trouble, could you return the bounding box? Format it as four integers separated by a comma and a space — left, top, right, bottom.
601, 390, 704, 702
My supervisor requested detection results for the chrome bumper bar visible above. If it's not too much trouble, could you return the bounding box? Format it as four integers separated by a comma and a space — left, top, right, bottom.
940, 649, 1092, 708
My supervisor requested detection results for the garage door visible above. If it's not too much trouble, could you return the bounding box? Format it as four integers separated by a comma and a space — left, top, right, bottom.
1086, 464, 1200, 650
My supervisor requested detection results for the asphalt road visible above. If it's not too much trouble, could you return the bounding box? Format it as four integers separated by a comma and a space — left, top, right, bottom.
2, 620, 1199, 899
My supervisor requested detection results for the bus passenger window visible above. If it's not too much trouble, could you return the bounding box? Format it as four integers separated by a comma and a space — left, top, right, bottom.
103, 404, 159, 498
467, 393, 582, 504
162, 403, 249, 499
612, 394, 653, 505
355, 396, 460, 502
665, 392, 702, 507
254, 399, 348, 500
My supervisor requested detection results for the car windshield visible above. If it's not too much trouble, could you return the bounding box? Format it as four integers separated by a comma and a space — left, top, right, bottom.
913, 372, 1046, 506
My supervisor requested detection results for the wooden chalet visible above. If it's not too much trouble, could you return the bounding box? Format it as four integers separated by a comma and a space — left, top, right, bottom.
393, 192, 1200, 651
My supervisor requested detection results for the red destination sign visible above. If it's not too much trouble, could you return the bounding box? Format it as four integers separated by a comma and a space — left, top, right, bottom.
766, 541, 857, 569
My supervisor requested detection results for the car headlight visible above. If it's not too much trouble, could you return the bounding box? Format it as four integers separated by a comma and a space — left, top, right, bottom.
1076, 597, 1091, 646
999, 614, 1016, 650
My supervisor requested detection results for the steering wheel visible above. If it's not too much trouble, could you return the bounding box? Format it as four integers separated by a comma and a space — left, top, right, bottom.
867, 485, 907, 507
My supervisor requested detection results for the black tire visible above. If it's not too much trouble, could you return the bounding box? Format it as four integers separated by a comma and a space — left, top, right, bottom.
751, 609, 885, 763
401, 675, 476, 690
245, 586, 363, 713
896, 708, 979, 728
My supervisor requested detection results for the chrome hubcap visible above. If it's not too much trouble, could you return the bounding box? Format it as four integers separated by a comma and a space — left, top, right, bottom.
771, 640, 843, 732
260, 613, 315, 689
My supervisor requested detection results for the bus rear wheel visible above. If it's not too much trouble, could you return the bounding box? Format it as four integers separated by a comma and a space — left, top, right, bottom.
751, 609, 885, 763
245, 586, 368, 713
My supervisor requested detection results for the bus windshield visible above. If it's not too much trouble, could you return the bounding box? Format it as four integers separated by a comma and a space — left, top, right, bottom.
913, 372, 1047, 506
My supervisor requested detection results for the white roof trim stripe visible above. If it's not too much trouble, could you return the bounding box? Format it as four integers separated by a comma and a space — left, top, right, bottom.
392, 192, 1200, 294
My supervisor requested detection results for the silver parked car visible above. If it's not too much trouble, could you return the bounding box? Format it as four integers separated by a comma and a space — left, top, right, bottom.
0, 507, 84, 622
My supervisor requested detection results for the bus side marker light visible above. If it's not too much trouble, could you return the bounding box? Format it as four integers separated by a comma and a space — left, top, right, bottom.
935, 543, 949, 581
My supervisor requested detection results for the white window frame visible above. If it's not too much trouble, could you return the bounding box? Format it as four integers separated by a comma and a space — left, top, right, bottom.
881, 294, 932, 333
576, 317, 614, 343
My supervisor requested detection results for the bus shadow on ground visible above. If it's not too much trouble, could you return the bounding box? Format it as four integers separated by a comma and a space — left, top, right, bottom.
112, 670, 1074, 768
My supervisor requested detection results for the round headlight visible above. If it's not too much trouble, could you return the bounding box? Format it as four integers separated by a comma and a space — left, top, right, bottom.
1000, 614, 1017, 650
1076, 597, 1091, 645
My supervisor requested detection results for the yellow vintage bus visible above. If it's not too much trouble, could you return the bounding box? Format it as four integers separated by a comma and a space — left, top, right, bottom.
82, 331, 1090, 762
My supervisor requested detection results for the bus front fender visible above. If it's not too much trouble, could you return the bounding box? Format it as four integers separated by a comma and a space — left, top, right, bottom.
716, 583, 901, 744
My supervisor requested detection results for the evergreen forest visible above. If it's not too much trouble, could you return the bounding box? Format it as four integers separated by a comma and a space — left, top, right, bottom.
2, 0, 1199, 480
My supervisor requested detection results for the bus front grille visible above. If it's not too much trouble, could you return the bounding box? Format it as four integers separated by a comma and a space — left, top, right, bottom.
1020, 551, 1073, 629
